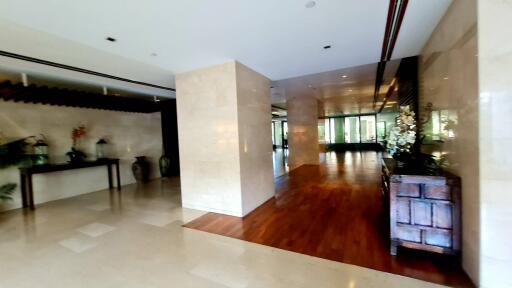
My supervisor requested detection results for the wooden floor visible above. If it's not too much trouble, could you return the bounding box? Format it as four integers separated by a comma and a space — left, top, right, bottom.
184, 151, 474, 287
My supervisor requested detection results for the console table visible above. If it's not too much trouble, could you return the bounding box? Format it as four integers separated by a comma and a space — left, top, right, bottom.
19, 158, 120, 209
382, 158, 461, 256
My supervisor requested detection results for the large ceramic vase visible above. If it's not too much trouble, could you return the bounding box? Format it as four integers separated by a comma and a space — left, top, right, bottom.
132, 156, 150, 183
159, 155, 172, 178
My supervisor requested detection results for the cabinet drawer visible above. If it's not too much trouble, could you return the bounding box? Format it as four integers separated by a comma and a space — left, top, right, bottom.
397, 183, 420, 197
425, 185, 451, 200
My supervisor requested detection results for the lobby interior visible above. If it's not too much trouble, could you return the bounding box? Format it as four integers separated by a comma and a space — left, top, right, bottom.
0, 1, 511, 288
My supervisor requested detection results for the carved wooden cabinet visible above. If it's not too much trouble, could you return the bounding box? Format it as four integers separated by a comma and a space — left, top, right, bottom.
382, 159, 461, 256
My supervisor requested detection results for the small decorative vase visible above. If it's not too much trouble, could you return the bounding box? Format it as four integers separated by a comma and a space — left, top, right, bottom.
159, 155, 172, 178
132, 156, 150, 183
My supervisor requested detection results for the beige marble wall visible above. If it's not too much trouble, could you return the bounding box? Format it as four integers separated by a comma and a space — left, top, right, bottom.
418, 0, 480, 283
0, 101, 162, 211
176, 61, 273, 217
478, 1, 512, 287
287, 95, 320, 170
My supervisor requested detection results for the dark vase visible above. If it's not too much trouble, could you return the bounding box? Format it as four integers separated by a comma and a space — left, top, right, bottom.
132, 156, 150, 183
159, 155, 172, 178
66, 148, 86, 163
392, 152, 411, 168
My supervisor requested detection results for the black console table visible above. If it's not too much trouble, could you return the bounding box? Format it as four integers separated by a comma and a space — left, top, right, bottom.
19, 158, 120, 209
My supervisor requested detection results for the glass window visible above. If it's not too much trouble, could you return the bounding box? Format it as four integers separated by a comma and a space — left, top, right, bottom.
360, 115, 376, 143
344, 117, 360, 143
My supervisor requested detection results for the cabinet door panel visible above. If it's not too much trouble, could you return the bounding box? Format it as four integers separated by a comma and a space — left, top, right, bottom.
396, 226, 421, 243
412, 201, 432, 226
425, 229, 452, 248
434, 203, 453, 229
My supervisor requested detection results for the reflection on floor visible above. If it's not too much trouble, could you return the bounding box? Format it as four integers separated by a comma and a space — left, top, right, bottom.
273, 148, 289, 177
1, 177, 446, 287
185, 151, 474, 287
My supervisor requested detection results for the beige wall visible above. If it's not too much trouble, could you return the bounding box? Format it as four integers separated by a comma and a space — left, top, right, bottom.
418, 0, 479, 284
478, 0, 512, 287
287, 95, 320, 170
0, 101, 162, 212
176, 61, 273, 217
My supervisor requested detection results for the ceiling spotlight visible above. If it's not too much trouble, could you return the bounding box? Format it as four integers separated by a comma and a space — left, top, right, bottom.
106, 37, 117, 42
341, 75, 348, 78
443, 77, 449, 80
305, 1, 316, 8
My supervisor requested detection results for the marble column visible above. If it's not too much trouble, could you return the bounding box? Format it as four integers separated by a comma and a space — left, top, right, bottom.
176, 61, 274, 217
478, 1, 512, 287
286, 95, 320, 170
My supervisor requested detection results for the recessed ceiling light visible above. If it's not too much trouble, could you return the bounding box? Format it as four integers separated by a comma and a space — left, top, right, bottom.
106, 37, 116, 42
443, 77, 449, 80
341, 75, 348, 78
348, 89, 353, 92
305, 1, 316, 8
323, 45, 332, 49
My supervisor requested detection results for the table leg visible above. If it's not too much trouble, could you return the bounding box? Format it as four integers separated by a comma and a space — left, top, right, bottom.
115, 162, 121, 191
27, 174, 35, 210
20, 173, 28, 208
107, 164, 113, 189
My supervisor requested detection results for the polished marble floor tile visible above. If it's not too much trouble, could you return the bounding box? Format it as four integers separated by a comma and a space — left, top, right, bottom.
0, 178, 447, 288
58, 236, 98, 253
76, 222, 116, 237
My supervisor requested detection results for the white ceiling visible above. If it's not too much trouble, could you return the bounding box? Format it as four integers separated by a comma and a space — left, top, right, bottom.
0, 0, 452, 92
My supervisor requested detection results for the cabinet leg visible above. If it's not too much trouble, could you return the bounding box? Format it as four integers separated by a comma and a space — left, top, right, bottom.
390, 241, 398, 256
20, 174, 28, 208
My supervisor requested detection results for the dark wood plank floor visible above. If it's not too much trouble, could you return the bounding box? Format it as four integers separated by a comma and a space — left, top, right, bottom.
184, 151, 474, 287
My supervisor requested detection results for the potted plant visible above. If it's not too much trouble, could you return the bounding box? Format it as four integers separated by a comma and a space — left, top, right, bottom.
0, 133, 32, 201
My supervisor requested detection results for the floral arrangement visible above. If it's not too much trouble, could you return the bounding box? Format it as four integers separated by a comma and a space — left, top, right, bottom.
387, 105, 417, 156
67, 125, 87, 162
71, 125, 86, 148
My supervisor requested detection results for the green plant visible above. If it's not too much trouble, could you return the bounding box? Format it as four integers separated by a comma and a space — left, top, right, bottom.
0, 137, 32, 201
0, 183, 16, 201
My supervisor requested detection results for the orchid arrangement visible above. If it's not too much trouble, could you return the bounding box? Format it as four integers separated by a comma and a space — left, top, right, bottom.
71, 125, 86, 148
387, 105, 417, 156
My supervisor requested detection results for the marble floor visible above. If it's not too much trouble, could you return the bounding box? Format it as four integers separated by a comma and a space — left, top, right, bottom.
0, 178, 446, 288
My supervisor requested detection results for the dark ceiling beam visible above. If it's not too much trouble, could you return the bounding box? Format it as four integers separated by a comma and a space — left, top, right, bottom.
373, 0, 409, 111
0, 50, 175, 92
0, 80, 161, 113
